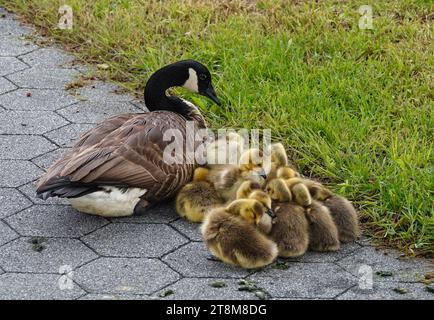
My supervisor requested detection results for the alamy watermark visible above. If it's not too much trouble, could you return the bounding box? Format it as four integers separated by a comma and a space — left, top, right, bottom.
162, 123, 272, 170
58, 5, 73, 30
358, 5, 373, 30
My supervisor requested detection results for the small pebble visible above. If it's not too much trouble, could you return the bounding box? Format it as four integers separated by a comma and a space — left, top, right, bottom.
210, 281, 226, 288
159, 289, 174, 297
392, 287, 408, 294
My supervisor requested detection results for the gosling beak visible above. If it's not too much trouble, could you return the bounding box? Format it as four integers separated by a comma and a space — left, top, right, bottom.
266, 208, 276, 218
202, 84, 221, 106
259, 168, 267, 180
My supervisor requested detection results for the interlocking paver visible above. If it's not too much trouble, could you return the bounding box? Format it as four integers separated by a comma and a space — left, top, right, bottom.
0, 16, 32, 37
82, 223, 188, 258
0, 76, 16, 94
79, 293, 153, 300
154, 278, 255, 300
31, 148, 70, 170
170, 218, 203, 242
110, 202, 178, 224
0, 110, 69, 134
163, 242, 251, 278
57, 101, 139, 124
43, 123, 95, 147
0, 237, 97, 273
18, 181, 69, 205
0, 57, 27, 76
0, 160, 43, 187
74, 257, 180, 295
0, 273, 85, 300
283, 242, 363, 263
0, 220, 18, 246
7, 67, 79, 89
0, 135, 56, 159
5, 205, 109, 237
337, 282, 433, 300
248, 263, 355, 299
0, 36, 37, 56
20, 48, 75, 68
337, 246, 433, 283
0, 88, 77, 111
0, 188, 32, 218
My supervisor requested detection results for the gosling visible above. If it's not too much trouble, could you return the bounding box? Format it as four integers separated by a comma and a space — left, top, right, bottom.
175, 167, 225, 222
236, 180, 275, 234
323, 195, 361, 242
265, 178, 309, 257
277, 167, 332, 201
305, 201, 340, 252
201, 199, 278, 269
207, 148, 267, 202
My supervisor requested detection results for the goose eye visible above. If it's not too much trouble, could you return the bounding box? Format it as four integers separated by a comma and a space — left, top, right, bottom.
199, 74, 207, 81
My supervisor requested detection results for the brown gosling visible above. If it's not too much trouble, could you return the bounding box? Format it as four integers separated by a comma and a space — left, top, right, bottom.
305, 200, 340, 252
235, 180, 273, 234
175, 167, 224, 223
265, 143, 290, 180
201, 199, 278, 269
207, 148, 267, 202
323, 195, 361, 242
277, 167, 332, 201
265, 178, 309, 257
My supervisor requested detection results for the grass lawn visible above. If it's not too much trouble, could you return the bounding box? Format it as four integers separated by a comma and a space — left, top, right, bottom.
1, 0, 432, 255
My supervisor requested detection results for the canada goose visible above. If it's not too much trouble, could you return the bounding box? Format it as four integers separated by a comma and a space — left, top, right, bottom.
265, 179, 309, 257
201, 199, 278, 269
175, 167, 224, 223
323, 195, 361, 242
36, 60, 220, 217
305, 201, 340, 252
207, 148, 267, 202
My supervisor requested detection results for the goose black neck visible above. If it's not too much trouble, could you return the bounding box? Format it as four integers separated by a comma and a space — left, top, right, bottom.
145, 64, 191, 111
144, 64, 206, 127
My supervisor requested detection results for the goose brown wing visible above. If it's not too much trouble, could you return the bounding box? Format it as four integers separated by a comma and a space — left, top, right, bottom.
36, 111, 195, 201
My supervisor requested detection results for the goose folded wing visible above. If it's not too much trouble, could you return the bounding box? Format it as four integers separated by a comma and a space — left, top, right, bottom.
37, 130, 180, 199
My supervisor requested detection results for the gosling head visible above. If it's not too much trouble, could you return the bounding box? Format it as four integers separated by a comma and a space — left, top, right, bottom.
270, 143, 288, 167
225, 199, 266, 225
193, 167, 209, 182
266, 178, 292, 202
276, 166, 300, 180
239, 148, 267, 181
248, 190, 275, 218
236, 180, 261, 200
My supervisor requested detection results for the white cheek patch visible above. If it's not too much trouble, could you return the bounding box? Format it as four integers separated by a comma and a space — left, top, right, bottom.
183, 68, 199, 93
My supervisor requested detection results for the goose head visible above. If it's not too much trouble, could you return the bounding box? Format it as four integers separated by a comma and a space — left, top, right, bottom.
144, 60, 220, 110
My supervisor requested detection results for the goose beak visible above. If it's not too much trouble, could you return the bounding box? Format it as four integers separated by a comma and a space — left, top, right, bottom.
202, 84, 221, 106
258, 168, 267, 179
266, 208, 276, 218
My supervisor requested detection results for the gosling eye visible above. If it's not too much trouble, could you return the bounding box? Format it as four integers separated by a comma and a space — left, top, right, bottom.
199, 74, 207, 81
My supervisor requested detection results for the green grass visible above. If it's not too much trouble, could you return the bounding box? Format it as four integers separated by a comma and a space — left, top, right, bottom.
2, 0, 432, 255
